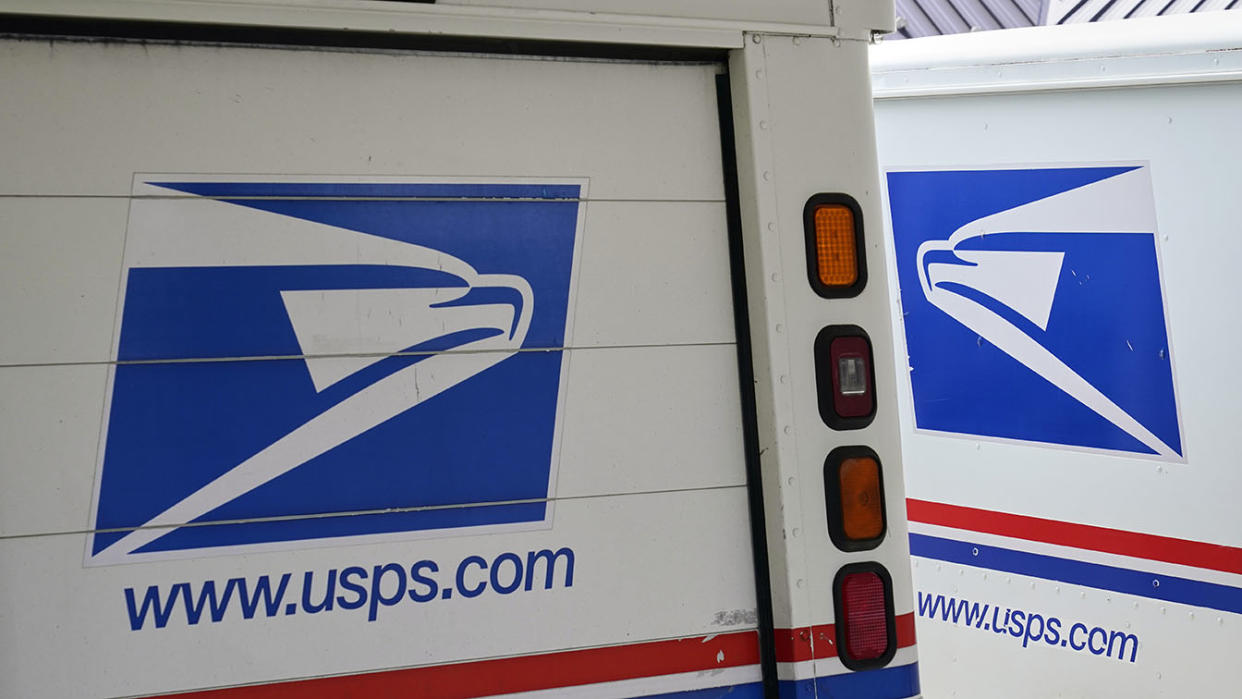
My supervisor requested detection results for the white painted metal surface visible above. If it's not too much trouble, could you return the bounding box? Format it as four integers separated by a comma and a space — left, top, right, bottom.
873, 11, 1242, 96
731, 32, 918, 690
440, 0, 832, 26
873, 14, 1242, 699
0, 0, 895, 48
0, 2, 919, 697
0, 35, 758, 696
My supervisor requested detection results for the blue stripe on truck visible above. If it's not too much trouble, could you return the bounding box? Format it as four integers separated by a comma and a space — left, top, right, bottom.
778, 662, 920, 699
911, 533, 1242, 614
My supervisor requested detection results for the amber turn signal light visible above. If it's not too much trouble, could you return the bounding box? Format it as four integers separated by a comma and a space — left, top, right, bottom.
804, 194, 866, 298
824, 446, 887, 552
812, 204, 858, 287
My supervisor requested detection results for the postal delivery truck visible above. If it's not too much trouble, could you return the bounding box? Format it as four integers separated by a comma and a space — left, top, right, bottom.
872, 12, 1242, 698
0, 1, 920, 697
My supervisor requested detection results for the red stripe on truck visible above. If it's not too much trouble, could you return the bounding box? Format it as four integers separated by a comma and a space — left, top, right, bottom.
773, 613, 916, 662
907, 498, 1242, 576
157, 630, 760, 699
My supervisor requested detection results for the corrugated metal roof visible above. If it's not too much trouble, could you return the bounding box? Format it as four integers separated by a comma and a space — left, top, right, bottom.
1050, 0, 1241, 23
892, 0, 1040, 38
891, 0, 1240, 38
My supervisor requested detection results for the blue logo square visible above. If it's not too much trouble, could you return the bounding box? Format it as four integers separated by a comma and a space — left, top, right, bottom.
89, 180, 584, 563
887, 166, 1182, 459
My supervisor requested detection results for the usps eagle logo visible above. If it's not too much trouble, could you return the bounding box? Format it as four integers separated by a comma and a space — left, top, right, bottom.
87, 177, 585, 564
887, 165, 1183, 460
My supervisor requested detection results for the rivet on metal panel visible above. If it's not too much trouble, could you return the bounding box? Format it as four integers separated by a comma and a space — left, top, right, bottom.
760, 120, 769, 130
752, 34, 762, 44
778, 373, 787, 383
787, 477, 795, 485
763, 170, 771, 181
796, 579, 806, 589
775, 323, 783, 333
767, 221, 776, 231
793, 37, 802, 46
792, 528, 800, 538
783, 425, 792, 434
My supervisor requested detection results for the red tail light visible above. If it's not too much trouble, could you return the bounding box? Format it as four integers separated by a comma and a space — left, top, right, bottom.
834, 564, 896, 669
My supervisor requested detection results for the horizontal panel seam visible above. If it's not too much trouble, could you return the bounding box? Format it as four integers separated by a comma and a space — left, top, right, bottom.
1, 483, 750, 542
0, 194, 729, 203
0, 341, 741, 369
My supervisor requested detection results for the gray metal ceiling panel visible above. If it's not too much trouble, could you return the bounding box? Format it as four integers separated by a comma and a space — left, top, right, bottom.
894, 0, 943, 36
1128, 0, 1169, 16
1015, 0, 1044, 19
1061, 0, 1111, 22
1060, 0, 1240, 19
954, 0, 1005, 28
891, 0, 1240, 35
1098, 0, 1143, 18
920, 0, 974, 33
893, 0, 1039, 37
981, 0, 1037, 24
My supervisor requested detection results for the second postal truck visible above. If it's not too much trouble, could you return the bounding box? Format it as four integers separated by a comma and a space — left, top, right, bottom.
0, 1, 920, 697
872, 11, 1242, 699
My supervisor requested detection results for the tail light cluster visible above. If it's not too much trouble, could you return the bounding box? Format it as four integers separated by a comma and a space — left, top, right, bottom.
804, 194, 896, 671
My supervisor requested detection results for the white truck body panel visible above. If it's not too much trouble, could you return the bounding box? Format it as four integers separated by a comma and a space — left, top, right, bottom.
0, 35, 759, 697
3, 0, 894, 47
873, 13, 1242, 698
0, 2, 918, 697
